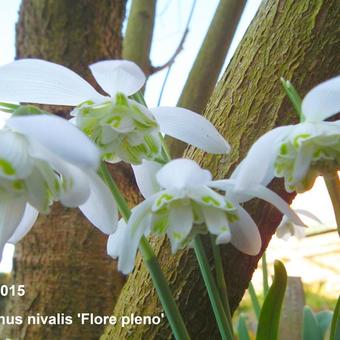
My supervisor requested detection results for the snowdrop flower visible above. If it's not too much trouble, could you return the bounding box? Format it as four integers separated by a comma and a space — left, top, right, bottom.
0, 59, 229, 165
0, 113, 117, 259
234, 76, 340, 193
276, 209, 321, 241
108, 159, 262, 274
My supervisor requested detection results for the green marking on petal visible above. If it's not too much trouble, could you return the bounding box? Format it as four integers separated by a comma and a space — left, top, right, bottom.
202, 195, 220, 206
226, 201, 234, 209
280, 143, 288, 155
220, 226, 229, 232
107, 116, 122, 128
173, 231, 183, 240
155, 193, 174, 208
144, 135, 159, 154
293, 133, 310, 148
226, 211, 239, 223
152, 209, 169, 234
0, 159, 16, 175
12, 180, 24, 190
115, 92, 129, 107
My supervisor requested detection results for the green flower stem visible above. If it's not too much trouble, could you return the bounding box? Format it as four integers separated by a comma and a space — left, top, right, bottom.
322, 170, 340, 237
210, 235, 233, 333
248, 281, 261, 320
98, 162, 190, 340
139, 237, 191, 340
262, 252, 269, 296
193, 236, 233, 340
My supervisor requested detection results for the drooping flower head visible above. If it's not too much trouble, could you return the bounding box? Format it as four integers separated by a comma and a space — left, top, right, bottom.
108, 159, 263, 274
0, 59, 230, 165
0, 113, 117, 259
276, 209, 321, 241
234, 76, 340, 193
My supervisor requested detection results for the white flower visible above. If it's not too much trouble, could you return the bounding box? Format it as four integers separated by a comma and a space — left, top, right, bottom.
233, 76, 340, 193
0, 114, 117, 259
108, 159, 262, 274
276, 209, 321, 241
0, 59, 230, 164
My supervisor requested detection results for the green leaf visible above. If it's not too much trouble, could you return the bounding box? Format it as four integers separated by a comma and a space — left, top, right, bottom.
330, 296, 340, 340
237, 314, 251, 340
315, 310, 333, 338
248, 281, 261, 319
12, 105, 48, 116
280, 78, 303, 120
303, 306, 322, 340
256, 260, 287, 340
0, 101, 19, 110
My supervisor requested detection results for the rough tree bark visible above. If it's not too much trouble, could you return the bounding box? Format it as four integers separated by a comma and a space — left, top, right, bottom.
102, 0, 340, 339
0, 1, 136, 339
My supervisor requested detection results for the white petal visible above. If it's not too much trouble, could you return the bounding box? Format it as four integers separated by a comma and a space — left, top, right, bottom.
89, 60, 145, 97
234, 126, 292, 190
107, 219, 126, 259
0, 59, 103, 105
190, 186, 226, 208
295, 209, 322, 224
79, 170, 118, 234
8, 204, 39, 244
132, 160, 162, 198
118, 197, 153, 274
7, 114, 100, 168
201, 206, 231, 243
302, 76, 340, 122
0, 129, 33, 179
248, 185, 304, 226
0, 197, 26, 260
151, 107, 230, 154
156, 158, 212, 190
167, 202, 193, 253
293, 144, 314, 182
230, 204, 261, 255
209, 179, 253, 204
275, 217, 292, 241
59, 163, 91, 207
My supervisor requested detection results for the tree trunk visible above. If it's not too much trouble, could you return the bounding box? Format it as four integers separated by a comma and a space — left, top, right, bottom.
168, 0, 246, 158
123, 0, 156, 75
102, 0, 340, 339
1, 1, 134, 339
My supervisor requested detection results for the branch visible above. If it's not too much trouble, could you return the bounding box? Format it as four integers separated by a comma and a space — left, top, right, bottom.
150, 0, 197, 75
167, 0, 247, 158
123, 0, 157, 75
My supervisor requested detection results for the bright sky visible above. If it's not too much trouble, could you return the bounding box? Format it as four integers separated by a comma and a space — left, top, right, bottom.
0, 0, 336, 272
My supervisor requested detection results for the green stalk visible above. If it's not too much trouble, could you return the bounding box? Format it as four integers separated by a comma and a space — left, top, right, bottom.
210, 235, 233, 333
193, 236, 233, 340
323, 171, 340, 237
248, 282, 261, 320
99, 162, 190, 339
262, 252, 269, 296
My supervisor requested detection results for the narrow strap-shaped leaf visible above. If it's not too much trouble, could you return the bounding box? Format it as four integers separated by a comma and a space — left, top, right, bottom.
315, 310, 333, 338
248, 282, 261, 319
330, 296, 340, 340
256, 260, 287, 340
237, 314, 251, 340
303, 306, 322, 340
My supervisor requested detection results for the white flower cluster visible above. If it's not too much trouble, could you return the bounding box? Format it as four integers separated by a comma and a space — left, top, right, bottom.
0, 58, 338, 273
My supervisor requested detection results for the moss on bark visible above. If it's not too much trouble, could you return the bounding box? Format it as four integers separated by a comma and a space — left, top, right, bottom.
102, 0, 340, 339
